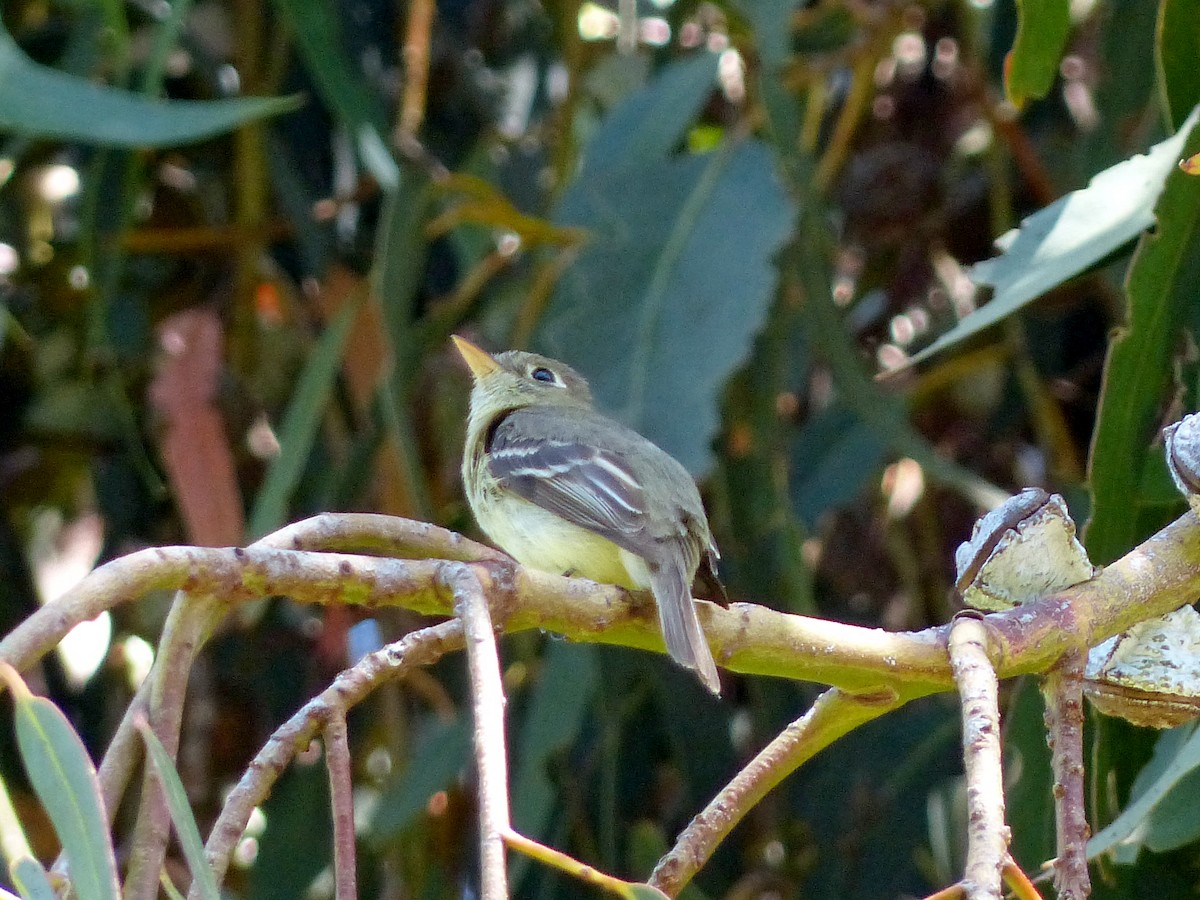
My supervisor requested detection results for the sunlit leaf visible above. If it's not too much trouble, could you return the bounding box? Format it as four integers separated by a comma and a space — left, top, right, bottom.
1004, 0, 1070, 106
0, 29, 299, 147
1089, 723, 1200, 859
1086, 113, 1200, 564
906, 108, 1199, 369
9, 857, 56, 900
2, 666, 119, 900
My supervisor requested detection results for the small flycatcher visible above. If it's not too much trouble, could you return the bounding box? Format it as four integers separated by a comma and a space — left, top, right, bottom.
453, 336, 722, 695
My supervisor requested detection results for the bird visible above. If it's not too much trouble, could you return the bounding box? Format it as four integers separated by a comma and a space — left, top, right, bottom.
452, 335, 723, 695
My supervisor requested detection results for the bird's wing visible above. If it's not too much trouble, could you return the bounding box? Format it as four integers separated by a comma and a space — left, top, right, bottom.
487, 416, 648, 549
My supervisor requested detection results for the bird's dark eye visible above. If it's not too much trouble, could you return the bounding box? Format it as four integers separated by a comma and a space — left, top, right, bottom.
530, 367, 557, 384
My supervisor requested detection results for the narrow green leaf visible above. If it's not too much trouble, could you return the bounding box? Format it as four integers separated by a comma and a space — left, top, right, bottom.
907, 108, 1198, 369
1004, 0, 1070, 106
9, 857, 56, 900
0, 29, 300, 147
580, 52, 719, 178
271, 0, 398, 189
1086, 114, 1200, 563
10, 689, 119, 900
248, 289, 365, 539
1088, 723, 1200, 858
137, 721, 221, 900
1156, 0, 1200, 131
538, 140, 794, 475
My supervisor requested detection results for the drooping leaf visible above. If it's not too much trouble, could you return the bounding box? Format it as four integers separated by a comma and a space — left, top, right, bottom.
137, 720, 221, 900
1086, 113, 1200, 563
9, 857, 56, 900
907, 108, 1199, 369
4, 669, 119, 900
1004, 0, 1070, 106
537, 140, 794, 475
1156, 0, 1200, 131
0, 29, 299, 147
1089, 723, 1200, 860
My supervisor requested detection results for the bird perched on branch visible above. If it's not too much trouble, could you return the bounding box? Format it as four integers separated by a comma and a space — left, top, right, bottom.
453, 335, 723, 695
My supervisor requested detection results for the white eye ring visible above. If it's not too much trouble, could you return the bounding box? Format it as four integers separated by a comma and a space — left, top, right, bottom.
530, 366, 558, 385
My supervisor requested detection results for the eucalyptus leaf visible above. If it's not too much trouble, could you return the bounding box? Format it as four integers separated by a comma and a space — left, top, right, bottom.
11, 687, 119, 900
248, 289, 364, 539
579, 52, 719, 178
537, 140, 793, 475
0, 29, 299, 147
1004, 0, 1070, 105
1088, 723, 1200, 860
907, 107, 1199, 369
9, 857, 56, 900
1087, 111, 1200, 563
511, 642, 598, 884
138, 721, 220, 900
1156, 0, 1200, 131
790, 404, 889, 530
270, 0, 397, 189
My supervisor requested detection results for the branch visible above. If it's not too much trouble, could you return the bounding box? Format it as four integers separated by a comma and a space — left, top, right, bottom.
324, 712, 357, 900
444, 565, 512, 900
7, 511, 1200, 699
649, 687, 902, 896
1042, 652, 1089, 899
947, 615, 1007, 900
198, 619, 464, 895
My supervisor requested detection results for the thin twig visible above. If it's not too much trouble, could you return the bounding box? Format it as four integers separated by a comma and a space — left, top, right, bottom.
947, 615, 1007, 900
1002, 857, 1045, 900
444, 564, 511, 900
1042, 652, 1090, 899
502, 828, 659, 897
649, 687, 902, 896
396, 0, 435, 141
198, 620, 464, 895
81, 514, 496, 862
325, 712, 357, 900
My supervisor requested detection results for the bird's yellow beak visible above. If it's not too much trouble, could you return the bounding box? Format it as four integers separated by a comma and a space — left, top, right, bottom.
452, 335, 502, 380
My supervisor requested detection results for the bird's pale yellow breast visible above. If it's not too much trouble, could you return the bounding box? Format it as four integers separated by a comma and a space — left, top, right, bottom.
472, 488, 648, 589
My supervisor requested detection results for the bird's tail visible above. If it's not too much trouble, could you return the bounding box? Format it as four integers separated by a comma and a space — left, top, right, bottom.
651, 556, 721, 695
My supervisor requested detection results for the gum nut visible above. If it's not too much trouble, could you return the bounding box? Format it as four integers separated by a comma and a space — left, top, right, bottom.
1164, 412, 1200, 510
954, 489, 1093, 611
1085, 605, 1200, 728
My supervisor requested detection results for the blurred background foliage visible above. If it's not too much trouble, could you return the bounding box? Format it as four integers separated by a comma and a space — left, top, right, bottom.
4, 0, 1200, 895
